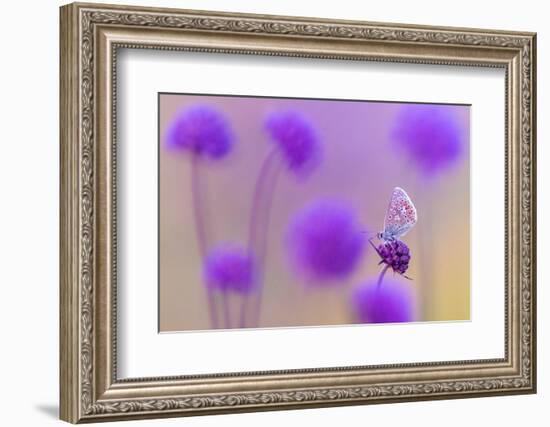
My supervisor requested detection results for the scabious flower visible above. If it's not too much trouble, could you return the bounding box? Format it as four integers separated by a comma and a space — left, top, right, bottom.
166, 104, 234, 159
392, 105, 464, 177
351, 277, 415, 323
203, 245, 257, 294
287, 199, 366, 284
372, 239, 411, 275
265, 110, 321, 177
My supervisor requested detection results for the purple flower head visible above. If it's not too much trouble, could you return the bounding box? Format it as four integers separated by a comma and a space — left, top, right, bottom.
392, 105, 464, 177
165, 105, 234, 159
372, 239, 411, 275
351, 277, 416, 323
203, 245, 257, 293
287, 199, 366, 284
265, 110, 321, 177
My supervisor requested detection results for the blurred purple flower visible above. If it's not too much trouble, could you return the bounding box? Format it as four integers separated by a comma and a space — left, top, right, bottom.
351, 277, 415, 323
204, 245, 257, 293
287, 199, 366, 284
372, 239, 411, 276
265, 110, 321, 176
392, 105, 464, 177
165, 105, 234, 159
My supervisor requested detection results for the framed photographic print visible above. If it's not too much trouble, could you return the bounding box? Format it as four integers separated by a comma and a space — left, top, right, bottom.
60, 2, 537, 423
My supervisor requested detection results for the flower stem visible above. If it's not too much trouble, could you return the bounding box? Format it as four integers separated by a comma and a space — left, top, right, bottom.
247, 149, 280, 256
240, 149, 281, 328
377, 264, 390, 289
222, 293, 231, 329
190, 154, 219, 329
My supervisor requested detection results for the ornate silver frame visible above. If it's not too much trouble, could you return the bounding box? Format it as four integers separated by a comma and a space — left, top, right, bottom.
60, 2, 536, 423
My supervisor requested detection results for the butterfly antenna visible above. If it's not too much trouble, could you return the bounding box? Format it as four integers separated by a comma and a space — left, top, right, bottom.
362, 230, 377, 240
368, 237, 379, 251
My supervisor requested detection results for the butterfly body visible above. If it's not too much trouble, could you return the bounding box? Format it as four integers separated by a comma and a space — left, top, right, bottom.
379, 187, 417, 242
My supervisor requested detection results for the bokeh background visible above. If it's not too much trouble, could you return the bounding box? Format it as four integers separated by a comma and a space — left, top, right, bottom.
159, 93, 470, 332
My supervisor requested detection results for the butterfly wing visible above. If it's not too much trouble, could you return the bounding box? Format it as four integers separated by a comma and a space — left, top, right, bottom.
383, 187, 417, 239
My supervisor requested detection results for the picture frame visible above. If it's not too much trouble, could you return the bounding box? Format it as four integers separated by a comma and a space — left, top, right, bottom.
59, 2, 537, 423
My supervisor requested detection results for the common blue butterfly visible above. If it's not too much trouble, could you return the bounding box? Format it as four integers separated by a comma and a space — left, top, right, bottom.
378, 187, 417, 242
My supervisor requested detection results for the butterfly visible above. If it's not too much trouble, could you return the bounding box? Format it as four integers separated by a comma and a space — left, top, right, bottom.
377, 187, 417, 242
